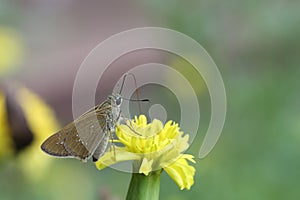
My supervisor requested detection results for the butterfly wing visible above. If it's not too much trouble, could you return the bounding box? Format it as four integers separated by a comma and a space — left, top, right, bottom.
41, 100, 112, 162
41, 113, 106, 162
41, 125, 72, 158
64, 111, 108, 161
92, 132, 110, 162
64, 100, 113, 161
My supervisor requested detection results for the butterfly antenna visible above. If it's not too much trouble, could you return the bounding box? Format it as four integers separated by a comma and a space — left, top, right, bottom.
119, 73, 142, 114
119, 73, 127, 95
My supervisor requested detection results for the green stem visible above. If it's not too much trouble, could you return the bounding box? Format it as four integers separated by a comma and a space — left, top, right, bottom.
126, 170, 162, 200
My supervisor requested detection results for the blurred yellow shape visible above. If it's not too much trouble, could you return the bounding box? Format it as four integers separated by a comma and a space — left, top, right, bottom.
0, 27, 23, 74
0, 90, 14, 158
17, 87, 60, 180
0, 85, 60, 181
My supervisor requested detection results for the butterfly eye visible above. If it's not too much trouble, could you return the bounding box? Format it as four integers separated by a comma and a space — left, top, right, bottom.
116, 97, 122, 105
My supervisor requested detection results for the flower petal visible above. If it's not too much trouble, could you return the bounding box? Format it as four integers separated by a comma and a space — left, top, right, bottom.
164, 165, 184, 189
139, 158, 153, 176
95, 147, 141, 170
164, 157, 196, 190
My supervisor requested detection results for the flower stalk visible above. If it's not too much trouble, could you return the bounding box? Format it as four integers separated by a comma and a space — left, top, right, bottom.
126, 169, 162, 200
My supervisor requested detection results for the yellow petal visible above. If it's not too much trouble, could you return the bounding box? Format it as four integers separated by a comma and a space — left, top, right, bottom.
164, 164, 184, 189
180, 154, 196, 163
139, 158, 153, 176
135, 115, 147, 126
95, 147, 141, 170
164, 157, 196, 190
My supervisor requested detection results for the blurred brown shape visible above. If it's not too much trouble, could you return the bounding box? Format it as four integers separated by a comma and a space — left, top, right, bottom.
1, 82, 34, 152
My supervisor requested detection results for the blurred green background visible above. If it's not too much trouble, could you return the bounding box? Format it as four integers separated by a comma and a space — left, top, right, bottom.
1, 0, 300, 199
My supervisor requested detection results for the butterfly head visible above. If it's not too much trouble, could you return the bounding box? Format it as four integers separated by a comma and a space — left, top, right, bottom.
108, 93, 122, 107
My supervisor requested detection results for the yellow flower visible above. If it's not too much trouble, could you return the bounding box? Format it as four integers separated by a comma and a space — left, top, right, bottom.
96, 115, 196, 190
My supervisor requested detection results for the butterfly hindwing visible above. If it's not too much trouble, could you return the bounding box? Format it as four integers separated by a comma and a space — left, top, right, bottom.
41, 130, 70, 158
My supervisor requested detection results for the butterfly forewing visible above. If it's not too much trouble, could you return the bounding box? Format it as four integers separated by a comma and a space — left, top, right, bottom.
65, 112, 107, 160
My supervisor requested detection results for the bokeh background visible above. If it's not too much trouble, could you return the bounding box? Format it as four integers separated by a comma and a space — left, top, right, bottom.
1, 0, 300, 199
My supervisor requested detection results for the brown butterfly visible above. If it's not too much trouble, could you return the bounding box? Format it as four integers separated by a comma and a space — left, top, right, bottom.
41, 93, 122, 162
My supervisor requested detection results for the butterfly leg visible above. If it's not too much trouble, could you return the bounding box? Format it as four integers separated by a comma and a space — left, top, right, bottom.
108, 130, 116, 158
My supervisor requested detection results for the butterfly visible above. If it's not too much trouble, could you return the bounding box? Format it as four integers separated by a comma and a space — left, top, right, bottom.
41, 93, 122, 162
